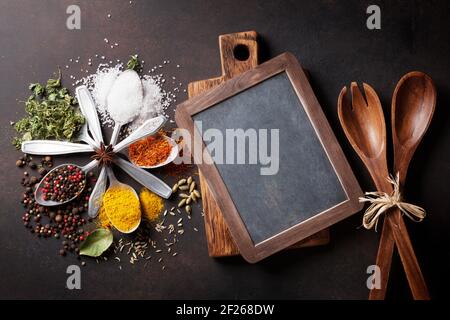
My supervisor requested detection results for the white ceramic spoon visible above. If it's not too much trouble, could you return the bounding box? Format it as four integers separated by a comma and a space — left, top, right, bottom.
104, 166, 141, 233
21, 140, 95, 155
107, 70, 143, 145
114, 157, 172, 199
126, 135, 179, 169
76, 85, 104, 146
34, 159, 99, 206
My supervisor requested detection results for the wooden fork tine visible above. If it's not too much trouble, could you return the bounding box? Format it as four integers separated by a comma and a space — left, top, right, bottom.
338, 86, 351, 112
351, 82, 368, 110
363, 83, 383, 110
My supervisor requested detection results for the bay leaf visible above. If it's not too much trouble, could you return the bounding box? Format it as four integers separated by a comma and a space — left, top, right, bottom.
79, 228, 113, 257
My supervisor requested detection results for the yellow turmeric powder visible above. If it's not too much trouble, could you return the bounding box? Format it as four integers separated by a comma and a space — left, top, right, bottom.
96, 206, 112, 229
139, 188, 164, 222
102, 186, 141, 233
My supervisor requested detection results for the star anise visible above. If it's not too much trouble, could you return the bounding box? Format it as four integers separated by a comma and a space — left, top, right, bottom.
91, 143, 114, 167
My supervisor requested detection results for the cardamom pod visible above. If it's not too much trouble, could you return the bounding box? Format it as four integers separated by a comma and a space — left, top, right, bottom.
178, 199, 187, 207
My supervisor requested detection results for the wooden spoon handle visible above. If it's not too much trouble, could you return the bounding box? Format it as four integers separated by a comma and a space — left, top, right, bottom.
389, 209, 430, 299
369, 217, 395, 300
370, 208, 430, 300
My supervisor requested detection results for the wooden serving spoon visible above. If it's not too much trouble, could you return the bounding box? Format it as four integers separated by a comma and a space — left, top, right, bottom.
338, 82, 427, 300
370, 72, 436, 299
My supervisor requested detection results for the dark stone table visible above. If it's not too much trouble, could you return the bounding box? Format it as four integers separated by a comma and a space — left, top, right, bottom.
0, 0, 449, 299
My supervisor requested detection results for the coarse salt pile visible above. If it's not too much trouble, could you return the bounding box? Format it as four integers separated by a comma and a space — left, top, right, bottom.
80, 63, 123, 127
130, 76, 168, 130
91, 65, 121, 116
78, 60, 174, 129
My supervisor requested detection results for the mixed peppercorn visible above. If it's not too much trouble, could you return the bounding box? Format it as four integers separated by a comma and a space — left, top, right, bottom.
39, 164, 86, 203
18, 154, 96, 258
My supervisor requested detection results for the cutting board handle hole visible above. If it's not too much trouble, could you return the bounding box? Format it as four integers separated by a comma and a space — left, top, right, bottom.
233, 44, 250, 61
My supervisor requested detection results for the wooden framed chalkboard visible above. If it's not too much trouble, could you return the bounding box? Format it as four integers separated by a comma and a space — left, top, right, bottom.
176, 52, 363, 263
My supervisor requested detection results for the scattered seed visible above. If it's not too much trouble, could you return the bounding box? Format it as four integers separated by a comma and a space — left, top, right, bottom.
179, 193, 189, 198
178, 185, 189, 191
172, 184, 179, 192
186, 197, 192, 205
193, 190, 201, 198
189, 182, 196, 192
178, 199, 187, 207
194, 227, 198, 232
173, 252, 178, 257
185, 205, 191, 214
169, 211, 175, 216
187, 177, 193, 185
177, 178, 186, 186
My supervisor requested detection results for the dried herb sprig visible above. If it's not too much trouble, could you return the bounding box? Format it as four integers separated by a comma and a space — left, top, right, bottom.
12, 69, 85, 149
126, 54, 141, 72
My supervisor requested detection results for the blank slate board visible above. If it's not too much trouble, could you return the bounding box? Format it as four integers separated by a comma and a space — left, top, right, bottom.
176, 52, 363, 262
194, 72, 346, 244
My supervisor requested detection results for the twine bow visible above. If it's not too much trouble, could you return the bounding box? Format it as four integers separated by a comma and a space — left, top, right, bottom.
359, 173, 426, 230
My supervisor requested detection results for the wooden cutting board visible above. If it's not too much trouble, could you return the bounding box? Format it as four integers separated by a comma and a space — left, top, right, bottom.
187, 31, 330, 257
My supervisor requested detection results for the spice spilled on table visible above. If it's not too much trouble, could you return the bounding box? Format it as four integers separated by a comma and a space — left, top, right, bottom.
12, 51, 201, 271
